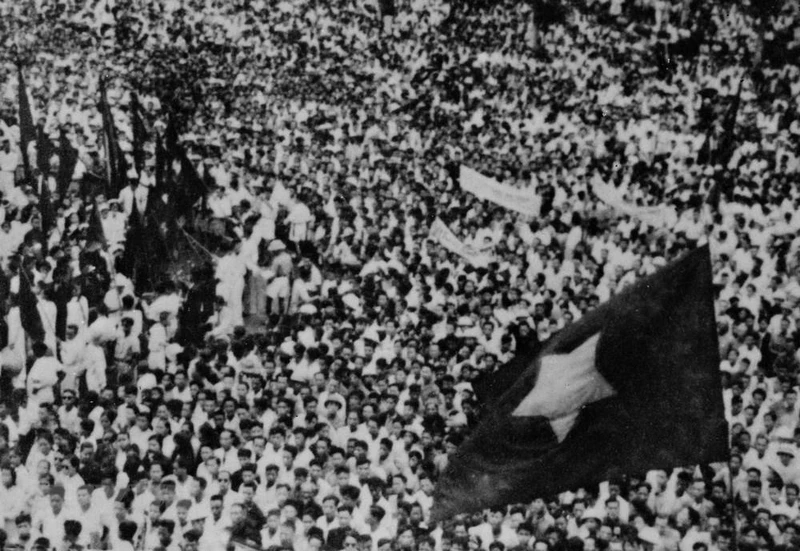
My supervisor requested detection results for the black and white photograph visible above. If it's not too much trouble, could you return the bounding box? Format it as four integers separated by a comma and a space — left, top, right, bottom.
0, 0, 798, 551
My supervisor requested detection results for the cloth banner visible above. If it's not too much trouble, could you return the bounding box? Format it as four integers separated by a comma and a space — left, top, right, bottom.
460, 165, 541, 217
429, 218, 492, 267
591, 176, 675, 229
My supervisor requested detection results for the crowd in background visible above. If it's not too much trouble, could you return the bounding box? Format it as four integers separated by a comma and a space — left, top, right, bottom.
0, 0, 800, 551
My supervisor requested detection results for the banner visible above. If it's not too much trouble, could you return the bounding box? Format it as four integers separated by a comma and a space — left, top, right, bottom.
591, 176, 675, 229
429, 218, 492, 267
460, 165, 541, 217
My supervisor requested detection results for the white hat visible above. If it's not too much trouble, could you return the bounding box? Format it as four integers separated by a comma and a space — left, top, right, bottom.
777, 443, 796, 458
267, 240, 286, 252
342, 293, 361, 311
638, 526, 660, 545
447, 411, 468, 427
298, 304, 317, 315
582, 507, 603, 522
363, 327, 381, 343
772, 504, 795, 519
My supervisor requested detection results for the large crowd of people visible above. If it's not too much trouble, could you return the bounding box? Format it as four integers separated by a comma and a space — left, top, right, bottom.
0, 0, 799, 550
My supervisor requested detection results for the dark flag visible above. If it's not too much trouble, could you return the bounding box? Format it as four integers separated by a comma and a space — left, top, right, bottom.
130, 91, 148, 176
98, 77, 126, 196
39, 181, 56, 236
56, 127, 79, 197
87, 203, 107, 248
174, 145, 209, 221
17, 64, 37, 179
119, 200, 146, 288
431, 246, 728, 522
17, 269, 45, 344
717, 75, 745, 164
154, 132, 170, 198
378, 0, 397, 17
36, 124, 53, 175
164, 115, 208, 221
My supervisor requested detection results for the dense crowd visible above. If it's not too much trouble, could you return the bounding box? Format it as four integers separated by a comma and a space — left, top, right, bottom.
0, 0, 800, 551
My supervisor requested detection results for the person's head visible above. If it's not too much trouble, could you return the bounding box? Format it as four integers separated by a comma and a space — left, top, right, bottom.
119, 520, 138, 543
487, 506, 505, 527
344, 534, 360, 551
517, 523, 534, 547
338, 505, 354, 528
77, 485, 92, 509
16, 512, 32, 540
49, 486, 65, 514
230, 503, 245, 524
210, 495, 223, 520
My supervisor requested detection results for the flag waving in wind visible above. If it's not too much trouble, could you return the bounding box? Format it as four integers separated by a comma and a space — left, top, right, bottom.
98, 76, 128, 196
431, 246, 728, 522
16, 64, 37, 179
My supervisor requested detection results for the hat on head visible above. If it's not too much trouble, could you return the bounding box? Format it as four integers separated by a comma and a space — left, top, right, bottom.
298, 304, 318, 315
777, 443, 796, 458
638, 526, 660, 545
582, 507, 603, 522
268, 239, 286, 252
772, 504, 794, 519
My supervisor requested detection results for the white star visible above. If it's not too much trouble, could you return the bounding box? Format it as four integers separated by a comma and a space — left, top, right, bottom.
512, 334, 616, 442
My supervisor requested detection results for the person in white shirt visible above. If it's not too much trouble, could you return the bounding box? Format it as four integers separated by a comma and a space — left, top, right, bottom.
200, 496, 231, 551
33, 485, 72, 547
468, 507, 520, 550
117, 519, 138, 551
58, 324, 85, 394
0, 138, 19, 197
27, 342, 63, 408
84, 335, 108, 393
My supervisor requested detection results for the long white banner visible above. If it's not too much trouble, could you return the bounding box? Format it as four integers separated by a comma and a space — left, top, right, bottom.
460, 165, 541, 217
429, 218, 493, 267
591, 177, 675, 229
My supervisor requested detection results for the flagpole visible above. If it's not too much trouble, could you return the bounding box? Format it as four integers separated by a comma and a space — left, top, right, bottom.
728, 469, 739, 551
179, 226, 217, 261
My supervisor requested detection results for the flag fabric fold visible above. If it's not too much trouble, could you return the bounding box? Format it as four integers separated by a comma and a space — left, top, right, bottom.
35, 124, 53, 175
131, 91, 148, 175
17, 64, 37, 179
17, 269, 45, 344
39, 180, 56, 236
56, 127, 79, 196
87, 203, 107, 248
431, 245, 728, 522
163, 115, 209, 220
99, 77, 127, 197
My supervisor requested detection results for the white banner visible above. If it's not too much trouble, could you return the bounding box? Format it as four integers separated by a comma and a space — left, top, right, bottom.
429, 218, 493, 267
460, 165, 541, 217
591, 176, 676, 229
